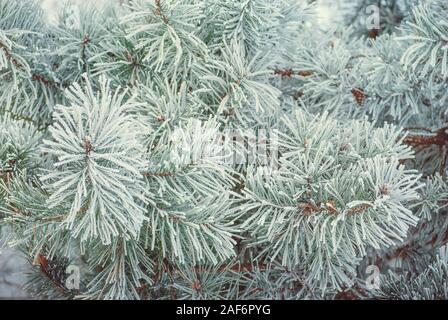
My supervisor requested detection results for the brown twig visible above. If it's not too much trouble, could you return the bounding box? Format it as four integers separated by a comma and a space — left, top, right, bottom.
0, 42, 58, 88
143, 171, 175, 177
404, 126, 448, 147
351, 87, 366, 106
274, 69, 313, 78
154, 0, 169, 24
298, 201, 372, 216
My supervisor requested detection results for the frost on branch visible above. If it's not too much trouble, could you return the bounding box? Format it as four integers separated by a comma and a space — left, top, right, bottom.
239, 110, 422, 292
1, 0, 448, 300
41, 75, 148, 245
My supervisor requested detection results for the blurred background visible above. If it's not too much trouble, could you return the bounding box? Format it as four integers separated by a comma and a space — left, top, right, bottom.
40, 0, 347, 25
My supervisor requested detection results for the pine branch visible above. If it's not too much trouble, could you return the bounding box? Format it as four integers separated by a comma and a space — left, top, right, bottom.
0, 41, 59, 88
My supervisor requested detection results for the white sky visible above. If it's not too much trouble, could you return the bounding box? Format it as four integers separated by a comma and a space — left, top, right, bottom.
41, 0, 109, 24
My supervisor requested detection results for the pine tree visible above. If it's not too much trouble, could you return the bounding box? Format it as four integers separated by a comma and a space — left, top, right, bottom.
0, 0, 447, 300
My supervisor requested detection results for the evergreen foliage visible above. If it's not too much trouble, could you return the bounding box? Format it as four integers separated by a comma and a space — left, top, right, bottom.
0, 0, 447, 300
